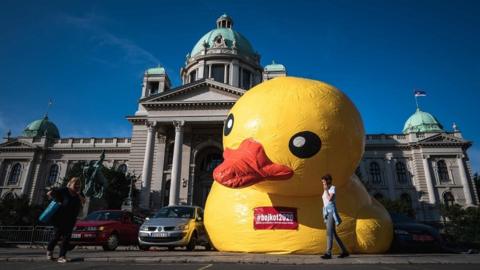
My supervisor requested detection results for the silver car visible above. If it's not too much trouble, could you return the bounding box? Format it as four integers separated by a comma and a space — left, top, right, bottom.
138, 205, 211, 251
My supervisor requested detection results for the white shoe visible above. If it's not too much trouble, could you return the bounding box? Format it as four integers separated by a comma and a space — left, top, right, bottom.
57, 257, 67, 263
46, 251, 54, 260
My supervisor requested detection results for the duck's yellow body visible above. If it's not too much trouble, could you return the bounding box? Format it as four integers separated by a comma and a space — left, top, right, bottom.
205, 77, 393, 254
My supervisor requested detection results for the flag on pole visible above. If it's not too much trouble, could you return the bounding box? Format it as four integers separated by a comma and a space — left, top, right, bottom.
414, 90, 427, 97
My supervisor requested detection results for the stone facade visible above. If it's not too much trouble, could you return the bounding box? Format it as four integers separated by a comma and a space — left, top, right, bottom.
0, 15, 477, 222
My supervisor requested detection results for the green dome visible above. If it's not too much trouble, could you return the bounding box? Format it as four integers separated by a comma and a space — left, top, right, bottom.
22, 116, 60, 139
190, 15, 256, 58
146, 66, 165, 75
264, 61, 286, 72
403, 109, 444, 134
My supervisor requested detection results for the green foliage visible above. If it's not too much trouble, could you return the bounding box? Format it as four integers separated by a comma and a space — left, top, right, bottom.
101, 166, 131, 209
0, 194, 43, 225
440, 204, 480, 245
61, 161, 86, 187
377, 198, 415, 218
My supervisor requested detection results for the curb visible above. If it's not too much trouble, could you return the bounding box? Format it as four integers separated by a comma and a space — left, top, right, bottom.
1, 255, 480, 265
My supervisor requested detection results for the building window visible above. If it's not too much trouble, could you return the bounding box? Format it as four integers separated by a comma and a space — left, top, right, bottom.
396, 162, 408, 184
369, 162, 382, 184
47, 164, 59, 185
189, 70, 197, 83
200, 153, 223, 173
443, 191, 455, 206
148, 81, 159, 95
7, 163, 22, 185
437, 160, 449, 182
242, 68, 251, 89
211, 64, 224, 83
118, 164, 127, 174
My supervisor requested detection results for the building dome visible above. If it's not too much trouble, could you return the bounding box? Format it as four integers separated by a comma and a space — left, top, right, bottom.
146, 66, 165, 75
22, 116, 60, 139
264, 61, 286, 72
190, 14, 256, 58
402, 109, 444, 134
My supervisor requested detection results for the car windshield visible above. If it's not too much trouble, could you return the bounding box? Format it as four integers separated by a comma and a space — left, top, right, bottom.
84, 211, 122, 221
153, 207, 194, 219
389, 213, 414, 223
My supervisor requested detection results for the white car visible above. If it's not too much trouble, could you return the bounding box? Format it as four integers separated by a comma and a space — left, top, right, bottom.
138, 205, 212, 251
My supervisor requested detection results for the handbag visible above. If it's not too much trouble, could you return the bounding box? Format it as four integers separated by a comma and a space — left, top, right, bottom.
38, 200, 61, 223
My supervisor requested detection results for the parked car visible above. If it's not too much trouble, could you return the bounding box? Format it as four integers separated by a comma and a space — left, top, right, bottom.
138, 205, 211, 251
70, 210, 143, 251
389, 212, 444, 252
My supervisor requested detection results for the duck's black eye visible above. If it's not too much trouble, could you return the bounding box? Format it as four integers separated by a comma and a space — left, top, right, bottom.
224, 113, 234, 136
288, 131, 321, 158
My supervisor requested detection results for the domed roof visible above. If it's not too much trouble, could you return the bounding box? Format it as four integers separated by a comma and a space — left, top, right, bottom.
403, 109, 444, 134
146, 66, 165, 75
22, 116, 60, 139
190, 14, 256, 58
264, 61, 286, 72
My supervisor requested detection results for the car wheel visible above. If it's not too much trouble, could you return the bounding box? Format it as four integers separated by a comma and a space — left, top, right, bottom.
102, 234, 119, 251
186, 232, 197, 251
167, 246, 175, 251
139, 244, 150, 251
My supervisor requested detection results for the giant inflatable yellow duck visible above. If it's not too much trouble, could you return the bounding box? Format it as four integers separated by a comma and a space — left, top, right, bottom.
204, 77, 393, 254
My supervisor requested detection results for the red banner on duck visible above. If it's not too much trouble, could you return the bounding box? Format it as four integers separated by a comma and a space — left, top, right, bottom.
253, 207, 298, 230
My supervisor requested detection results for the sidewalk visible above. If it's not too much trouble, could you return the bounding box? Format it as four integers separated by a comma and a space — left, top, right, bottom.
0, 246, 479, 265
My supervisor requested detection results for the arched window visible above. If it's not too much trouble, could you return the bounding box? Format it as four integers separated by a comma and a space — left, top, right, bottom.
47, 164, 59, 185
437, 160, 449, 182
7, 163, 22, 185
200, 153, 223, 173
369, 162, 382, 184
374, 193, 384, 200
117, 164, 127, 174
396, 162, 408, 184
166, 142, 174, 167
163, 179, 171, 207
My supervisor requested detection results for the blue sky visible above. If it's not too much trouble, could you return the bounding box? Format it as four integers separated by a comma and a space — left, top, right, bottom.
0, 0, 479, 171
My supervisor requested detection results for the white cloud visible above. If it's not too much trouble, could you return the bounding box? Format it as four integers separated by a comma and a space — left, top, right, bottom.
59, 12, 160, 67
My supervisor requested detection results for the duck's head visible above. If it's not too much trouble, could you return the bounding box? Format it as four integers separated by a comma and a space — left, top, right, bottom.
213, 77, 365, 196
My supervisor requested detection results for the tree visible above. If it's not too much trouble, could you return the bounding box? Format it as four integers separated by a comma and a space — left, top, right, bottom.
376, 198, 415, 218
102, 166, 133, 209
440, 204, 480, 246
0, 194, 43, 225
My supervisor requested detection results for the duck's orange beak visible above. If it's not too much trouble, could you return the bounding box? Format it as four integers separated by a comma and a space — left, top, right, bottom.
213, 138, 294, 188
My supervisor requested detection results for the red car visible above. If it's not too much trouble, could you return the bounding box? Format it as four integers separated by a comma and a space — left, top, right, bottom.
70, 210, 143, 251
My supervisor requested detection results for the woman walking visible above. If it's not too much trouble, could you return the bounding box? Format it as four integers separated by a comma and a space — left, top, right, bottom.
46, 177, 85, 263
321, 174, 349, 259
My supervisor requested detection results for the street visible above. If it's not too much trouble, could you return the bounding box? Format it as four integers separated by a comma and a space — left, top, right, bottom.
1, 262, 480, 270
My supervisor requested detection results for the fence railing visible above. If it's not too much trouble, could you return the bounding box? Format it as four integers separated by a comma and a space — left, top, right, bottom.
0, 226, 54, 245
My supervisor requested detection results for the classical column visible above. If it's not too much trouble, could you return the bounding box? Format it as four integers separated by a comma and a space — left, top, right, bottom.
169, 120, 185, 206
422, 155, 436, 204
457, 155, 473, 205
21, 158, 35, 196
140, 122, 156, 209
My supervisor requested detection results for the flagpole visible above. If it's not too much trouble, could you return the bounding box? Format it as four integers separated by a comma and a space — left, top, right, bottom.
415, 95, 419, 110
